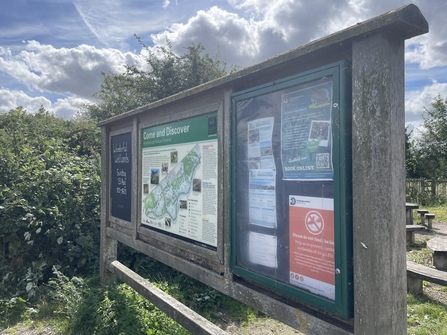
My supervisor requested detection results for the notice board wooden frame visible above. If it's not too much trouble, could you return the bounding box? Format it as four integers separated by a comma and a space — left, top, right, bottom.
99, 5, 428, 334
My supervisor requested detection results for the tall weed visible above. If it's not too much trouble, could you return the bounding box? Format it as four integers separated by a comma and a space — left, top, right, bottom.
48, 267, 190, 335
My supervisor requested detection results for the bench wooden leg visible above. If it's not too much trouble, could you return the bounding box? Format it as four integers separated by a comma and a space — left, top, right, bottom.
427, 218, 433, 229
407, 276, 423, 295
406, 231, 412, 244
432, 253, 447, 271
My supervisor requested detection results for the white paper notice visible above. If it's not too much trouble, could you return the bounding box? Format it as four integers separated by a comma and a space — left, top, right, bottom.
248, 169, 277, 228
247, 117, 275, 170
248, 232, 278, 268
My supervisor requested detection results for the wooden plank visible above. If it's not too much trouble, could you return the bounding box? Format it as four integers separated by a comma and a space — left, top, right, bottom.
407, 261, 447, 286
107, 260, 230, 335
352, 27, 407, 335
406, 225, 426, 231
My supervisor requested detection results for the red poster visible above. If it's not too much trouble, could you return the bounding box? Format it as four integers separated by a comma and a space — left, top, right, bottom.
289, 195, 335, 300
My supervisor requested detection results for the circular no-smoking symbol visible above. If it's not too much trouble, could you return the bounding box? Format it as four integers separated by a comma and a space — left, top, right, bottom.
305, 210, 324, 235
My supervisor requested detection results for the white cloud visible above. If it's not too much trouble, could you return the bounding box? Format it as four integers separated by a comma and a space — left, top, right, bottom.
405, 1, 447, 69
405, 82, 447, 130
73, 0, 173, 49
151, 6, 260, 66
0, 41, 147, 98
150, 0, 436, 69
0, 88, 91, 119
0, 89, 51, 113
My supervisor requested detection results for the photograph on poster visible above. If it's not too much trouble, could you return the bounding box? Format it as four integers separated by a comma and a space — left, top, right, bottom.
281, 81, 333, 180
289, 195, 335, 300
141, 113, 218, 248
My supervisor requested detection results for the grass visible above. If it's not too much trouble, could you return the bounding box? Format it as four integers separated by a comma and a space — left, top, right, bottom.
407, 294, 447, 335
0, 263, 262, 335
412, 206, 447, 224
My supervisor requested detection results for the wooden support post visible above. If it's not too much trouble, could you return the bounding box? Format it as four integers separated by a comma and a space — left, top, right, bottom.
407, 276, 423, 295
100, 126, 117, 285
352, 29, 407, 335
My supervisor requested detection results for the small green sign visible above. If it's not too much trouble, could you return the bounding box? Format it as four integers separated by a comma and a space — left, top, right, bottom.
142, 114, 217, 148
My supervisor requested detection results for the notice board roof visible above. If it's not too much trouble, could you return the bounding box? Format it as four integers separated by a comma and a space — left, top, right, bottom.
98, 3, 428, 127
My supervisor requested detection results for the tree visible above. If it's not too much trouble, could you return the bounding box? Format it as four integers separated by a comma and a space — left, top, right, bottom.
85, 40, 230, 122
405, 126, 418, 178
415, 94, 447, 179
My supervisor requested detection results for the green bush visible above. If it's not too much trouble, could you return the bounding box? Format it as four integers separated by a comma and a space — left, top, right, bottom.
0, 107, 101, 301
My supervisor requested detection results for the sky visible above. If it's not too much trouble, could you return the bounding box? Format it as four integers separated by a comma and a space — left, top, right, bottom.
0, 0, 446, 133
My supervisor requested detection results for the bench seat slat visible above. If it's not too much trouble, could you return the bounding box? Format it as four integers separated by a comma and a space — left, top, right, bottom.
406, 225, 426, 231
407, 261, 447, 286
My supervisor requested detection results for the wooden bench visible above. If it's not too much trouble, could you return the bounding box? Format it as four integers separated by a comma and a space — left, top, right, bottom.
407, 260, 447, 294
427, 237, 447, 270
416, 209, 429, 225
406, 225, 426, 244
425, 213, 435, 229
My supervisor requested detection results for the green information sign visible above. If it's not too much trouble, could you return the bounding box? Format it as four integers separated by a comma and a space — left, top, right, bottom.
141, 113, 219, 250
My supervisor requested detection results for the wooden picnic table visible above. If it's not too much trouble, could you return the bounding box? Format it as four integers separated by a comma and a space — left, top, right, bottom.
406, 202, 419, 225
427, 237, 447, 271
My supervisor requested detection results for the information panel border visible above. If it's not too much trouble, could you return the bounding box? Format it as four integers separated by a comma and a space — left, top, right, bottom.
230, 61, 353, 318
109, 126, 134, 227
137, 102, 225, 266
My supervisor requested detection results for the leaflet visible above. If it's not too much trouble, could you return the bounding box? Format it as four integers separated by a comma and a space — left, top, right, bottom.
248, 169, 277, 228
247, 117, 275, 170
248, 232, 278, 268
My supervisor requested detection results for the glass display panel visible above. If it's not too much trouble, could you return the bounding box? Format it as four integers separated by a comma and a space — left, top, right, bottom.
233, 75, 337, 301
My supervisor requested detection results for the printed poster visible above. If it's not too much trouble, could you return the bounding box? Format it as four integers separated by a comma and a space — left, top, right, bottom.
141, 114, 218, 248
289, 195, 335, 300
247, 117, 277, 228
247, 117, 275, 170
281, 81, 333, 180
248, 169, 277, 228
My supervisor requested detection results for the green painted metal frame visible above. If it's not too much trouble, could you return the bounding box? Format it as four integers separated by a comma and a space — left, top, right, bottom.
230, 60, 353, 318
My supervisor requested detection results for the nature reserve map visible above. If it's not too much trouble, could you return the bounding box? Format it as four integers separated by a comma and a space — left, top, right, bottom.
142, 144, 201, 223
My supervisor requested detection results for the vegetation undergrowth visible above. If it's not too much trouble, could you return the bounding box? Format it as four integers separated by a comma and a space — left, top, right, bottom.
407, 293, 447, 335
0, 263, 262, 335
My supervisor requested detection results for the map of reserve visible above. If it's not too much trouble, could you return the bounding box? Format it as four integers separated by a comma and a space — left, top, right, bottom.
143, 144, 201, 224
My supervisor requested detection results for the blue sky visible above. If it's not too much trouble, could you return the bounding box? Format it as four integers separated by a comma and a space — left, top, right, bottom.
0, 0, 446, 132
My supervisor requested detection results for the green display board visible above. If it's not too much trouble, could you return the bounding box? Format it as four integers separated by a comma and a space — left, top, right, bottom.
230, 61, 353, 318
141, 113, 218, 250
111, 132, 132, 222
